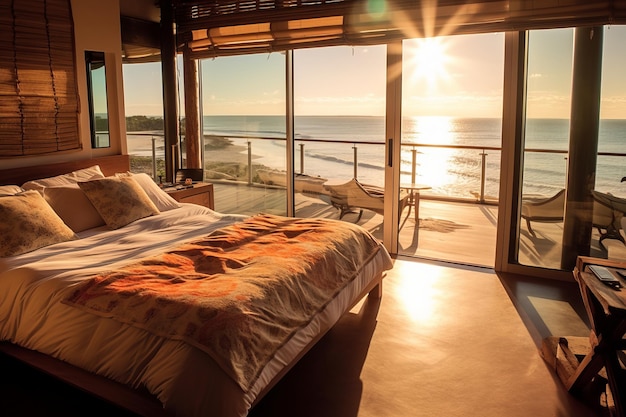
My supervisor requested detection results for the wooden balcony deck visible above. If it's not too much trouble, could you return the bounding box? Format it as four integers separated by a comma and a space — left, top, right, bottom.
212, 182, 611, 269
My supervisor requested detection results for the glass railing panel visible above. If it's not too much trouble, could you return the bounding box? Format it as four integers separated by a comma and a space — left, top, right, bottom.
293, 140, 386, 224
404, 145, 502, 202
127, 132, 166, 182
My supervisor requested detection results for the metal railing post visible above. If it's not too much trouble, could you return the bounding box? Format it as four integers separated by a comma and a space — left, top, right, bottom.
353, 145, 358, 178
247, 141, 252, 185
480, 150, 487, 203
411, 147, 417, 184
151, 136, 157, 181
299, 143, 304, 174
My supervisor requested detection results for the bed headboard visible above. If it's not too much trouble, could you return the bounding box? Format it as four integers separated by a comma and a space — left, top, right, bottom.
0, 155, 130, 186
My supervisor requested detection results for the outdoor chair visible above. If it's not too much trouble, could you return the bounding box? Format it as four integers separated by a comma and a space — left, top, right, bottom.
591, 190, 626, 244
521, 189, 566, 237
521, 188, 626, 241
324, 178, 410, 222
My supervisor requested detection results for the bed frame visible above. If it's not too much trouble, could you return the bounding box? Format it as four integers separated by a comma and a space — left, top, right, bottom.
0, 154, 384, 416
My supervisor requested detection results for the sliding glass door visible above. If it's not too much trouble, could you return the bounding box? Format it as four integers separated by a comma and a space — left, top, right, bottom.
516, 28, 573, 269
199, 53, 287, 216
292, 45, 387, 233
499, 25, 626, 277
398, 33, 505, 267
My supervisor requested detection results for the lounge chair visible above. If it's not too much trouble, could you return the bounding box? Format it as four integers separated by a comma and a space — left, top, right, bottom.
521, 189, 566, 237
324, 178, 410, 222
591, 190, 626, 243
521, 188, 626, 241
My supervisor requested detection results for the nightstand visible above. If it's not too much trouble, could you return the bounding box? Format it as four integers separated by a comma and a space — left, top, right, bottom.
164, 182, 214, 209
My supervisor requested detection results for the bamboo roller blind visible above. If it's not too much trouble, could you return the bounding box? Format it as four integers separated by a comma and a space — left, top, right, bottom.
0, 0, 80, 157
175, 0, 626, 58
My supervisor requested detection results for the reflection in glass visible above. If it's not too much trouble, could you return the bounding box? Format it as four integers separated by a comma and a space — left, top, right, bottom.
86, 51, 110, 148
518, 29, 573, 269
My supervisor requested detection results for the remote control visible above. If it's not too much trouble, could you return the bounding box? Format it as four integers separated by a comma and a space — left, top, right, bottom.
588, 265, 622, 288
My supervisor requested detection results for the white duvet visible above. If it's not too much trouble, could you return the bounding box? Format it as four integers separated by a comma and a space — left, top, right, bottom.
0, 204, 391, 417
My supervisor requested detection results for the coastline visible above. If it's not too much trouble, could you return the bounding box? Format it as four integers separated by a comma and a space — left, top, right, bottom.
127, 133, 273, 182
126, 116, 626, 198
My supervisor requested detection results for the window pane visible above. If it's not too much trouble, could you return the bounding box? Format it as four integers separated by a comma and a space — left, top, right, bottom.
200, 53, 287, 216
293, 45, 387, 225
123, 61, 166, 179
400, 33, 504, 267
596, 25, 626, 261
518, 28, 573, 269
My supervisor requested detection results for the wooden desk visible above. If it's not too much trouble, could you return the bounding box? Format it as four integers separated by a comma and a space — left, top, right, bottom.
164, 182, 214, 209
547, 256, 626, 416
400, 183, 431, 221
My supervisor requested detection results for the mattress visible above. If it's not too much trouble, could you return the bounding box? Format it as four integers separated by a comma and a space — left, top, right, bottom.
0, 204, 392, 417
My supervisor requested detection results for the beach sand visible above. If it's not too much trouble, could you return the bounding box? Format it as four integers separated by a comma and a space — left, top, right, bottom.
127, 133, 271, 182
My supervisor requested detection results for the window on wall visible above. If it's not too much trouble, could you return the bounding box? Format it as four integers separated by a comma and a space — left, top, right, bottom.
122, 61, 165, 179
0, 0, 80, 157
86, 51, 110, 149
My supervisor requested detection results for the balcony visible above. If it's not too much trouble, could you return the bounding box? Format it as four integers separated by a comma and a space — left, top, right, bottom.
127, 132, 626, 270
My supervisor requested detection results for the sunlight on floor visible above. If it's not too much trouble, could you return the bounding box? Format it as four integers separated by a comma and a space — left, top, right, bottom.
528, 296, 590, 337
391, 262, 444, 324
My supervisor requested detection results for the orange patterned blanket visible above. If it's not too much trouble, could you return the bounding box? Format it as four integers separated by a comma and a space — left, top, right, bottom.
63, 214, 386, 391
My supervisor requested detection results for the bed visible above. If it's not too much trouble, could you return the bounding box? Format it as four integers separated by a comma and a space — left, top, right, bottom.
0, 155, 393, 417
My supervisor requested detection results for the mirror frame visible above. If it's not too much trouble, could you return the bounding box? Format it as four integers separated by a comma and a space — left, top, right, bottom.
85, 51, 110, 148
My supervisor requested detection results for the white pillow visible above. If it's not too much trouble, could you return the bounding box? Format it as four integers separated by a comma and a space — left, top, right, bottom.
128, 173, 182, 212
22, 165, 105, 191
0, 185, 24, 196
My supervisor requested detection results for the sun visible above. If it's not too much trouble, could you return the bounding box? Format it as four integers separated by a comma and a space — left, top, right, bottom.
406, 37, 451, 89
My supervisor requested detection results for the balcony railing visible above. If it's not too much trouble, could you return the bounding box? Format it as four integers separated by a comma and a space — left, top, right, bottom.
125, 132, 626, 204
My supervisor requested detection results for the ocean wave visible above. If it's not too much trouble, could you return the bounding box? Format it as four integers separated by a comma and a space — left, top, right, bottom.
200, 116, 626, 198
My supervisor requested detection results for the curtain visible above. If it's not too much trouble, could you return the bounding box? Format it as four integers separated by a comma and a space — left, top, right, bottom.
0, 0, 80, 157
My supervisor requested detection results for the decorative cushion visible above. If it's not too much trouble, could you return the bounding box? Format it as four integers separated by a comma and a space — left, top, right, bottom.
78, 176, 160, 229
116, 172, 181, 212
43, 185, 105, 233
22, 165, 105, 191
0, 185, 24, 196
0, 191, 76, 257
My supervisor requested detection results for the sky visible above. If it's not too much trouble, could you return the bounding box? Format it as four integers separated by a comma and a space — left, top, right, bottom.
122, 26, 626, 119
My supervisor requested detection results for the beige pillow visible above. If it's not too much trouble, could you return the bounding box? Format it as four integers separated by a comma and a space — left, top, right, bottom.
116, 172, 181, 212
43, 185, 105, 232
0, 185, 24, 196
22, 165, 105, 191
78, 176, 160, 229
0, 191, 76, 257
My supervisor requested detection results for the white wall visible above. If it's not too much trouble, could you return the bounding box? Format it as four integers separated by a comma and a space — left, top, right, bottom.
0, 0, 127, 170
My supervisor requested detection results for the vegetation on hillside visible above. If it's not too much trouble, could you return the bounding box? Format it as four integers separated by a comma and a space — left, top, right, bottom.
126, 115, 165, 131
125, 115, 264, 182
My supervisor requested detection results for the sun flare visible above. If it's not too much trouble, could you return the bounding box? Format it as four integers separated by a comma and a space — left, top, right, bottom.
407, 38, 450, 89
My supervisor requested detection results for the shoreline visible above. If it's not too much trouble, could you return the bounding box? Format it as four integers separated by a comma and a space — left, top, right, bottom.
127, 133, 273, 182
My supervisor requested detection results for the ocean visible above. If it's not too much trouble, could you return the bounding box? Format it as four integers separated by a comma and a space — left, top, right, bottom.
130, 115, 626, 200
